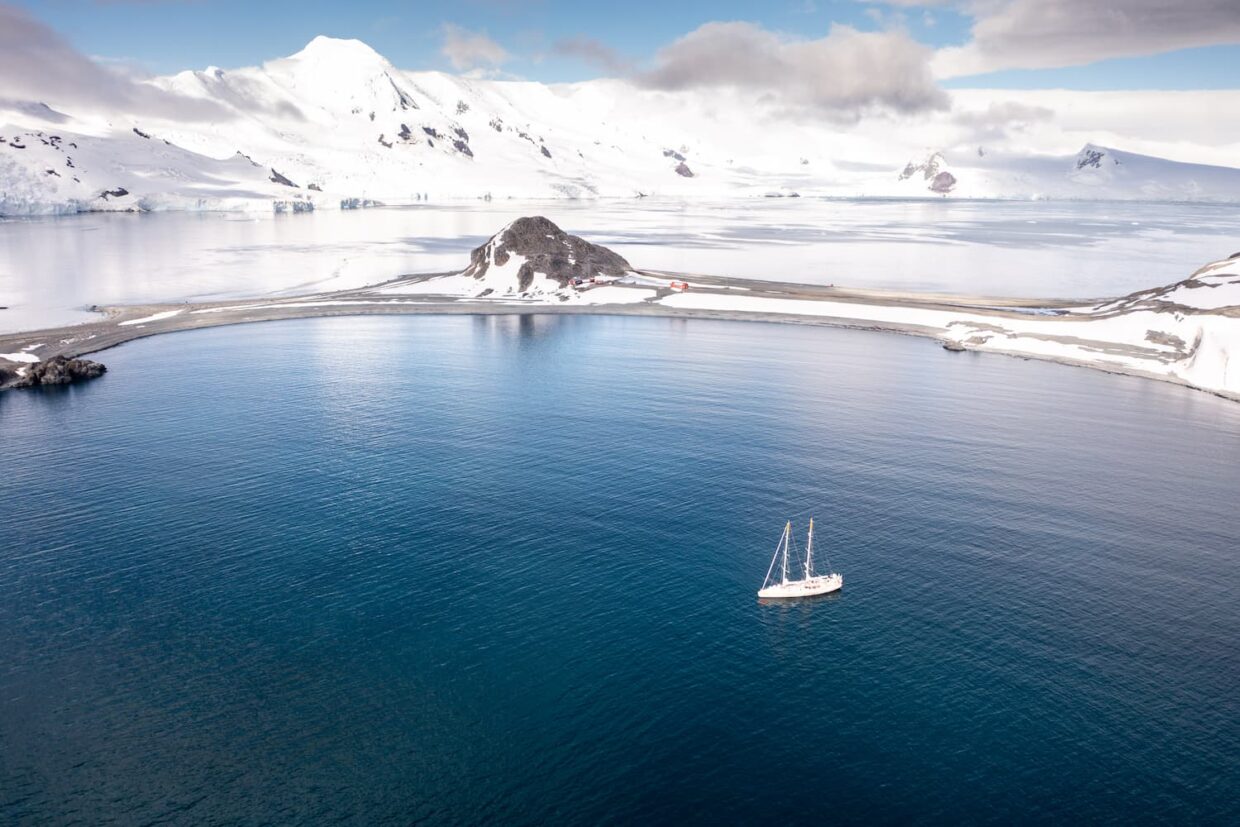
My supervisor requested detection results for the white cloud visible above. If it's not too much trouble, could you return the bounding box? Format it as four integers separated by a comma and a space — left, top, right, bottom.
935, 0, 1240, 78
952, 99, 1054, 141
639, 22, 948, 118
0, 2, 228, 120
440, 23, 510, 72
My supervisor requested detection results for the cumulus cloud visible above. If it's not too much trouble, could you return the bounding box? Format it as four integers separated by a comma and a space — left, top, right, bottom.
935, 0, 1240, 77
440, 23, 510, 72
639, 22, 948, 118
0, 3, 228, 120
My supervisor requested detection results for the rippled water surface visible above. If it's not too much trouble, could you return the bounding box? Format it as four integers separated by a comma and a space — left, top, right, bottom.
2, 316, 1239, 823
2, 198, 1238, 331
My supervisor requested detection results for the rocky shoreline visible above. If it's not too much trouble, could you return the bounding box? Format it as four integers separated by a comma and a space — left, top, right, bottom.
0, 355, 106, 388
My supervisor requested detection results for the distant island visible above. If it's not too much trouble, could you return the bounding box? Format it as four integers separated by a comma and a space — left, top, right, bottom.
2, 217, 1238, 401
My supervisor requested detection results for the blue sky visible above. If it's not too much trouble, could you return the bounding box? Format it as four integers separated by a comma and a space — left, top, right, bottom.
13, 0, 1240, 89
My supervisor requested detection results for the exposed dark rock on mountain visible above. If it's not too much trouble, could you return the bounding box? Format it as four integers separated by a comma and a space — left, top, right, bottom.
540, 145, 552, 159
663, 149, 686, 162
4, 355, 107, 389
674, 161, 694, 178
930, 171, 957, 194
463, 216, 630, 291
900, 152, 945, 182
269, 169, 298, 187
387, 75, 417, 109
1077, 148, 1104, 169
100, 187, 129, 199
453, 127, 473, 157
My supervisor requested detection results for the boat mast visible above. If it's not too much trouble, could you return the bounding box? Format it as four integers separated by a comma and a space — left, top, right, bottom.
806, 517, 814, 578
781, 521, 790, 585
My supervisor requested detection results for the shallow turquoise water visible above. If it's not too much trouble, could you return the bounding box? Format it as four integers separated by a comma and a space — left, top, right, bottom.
2, 315, 1238, 824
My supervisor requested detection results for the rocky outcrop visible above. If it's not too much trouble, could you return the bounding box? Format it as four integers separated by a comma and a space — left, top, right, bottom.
4, 355, 107, 389
1076, 147, 1105, 170
930, 171, 957, 194
463, 216, 630, 290
900, 152, 957, 194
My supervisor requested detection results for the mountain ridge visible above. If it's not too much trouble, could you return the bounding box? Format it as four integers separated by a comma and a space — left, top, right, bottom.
3, 36, 1240, 214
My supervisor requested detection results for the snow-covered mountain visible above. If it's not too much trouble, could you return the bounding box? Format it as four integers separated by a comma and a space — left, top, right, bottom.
889, 143, 1240, 201
3, 35, 1240, 215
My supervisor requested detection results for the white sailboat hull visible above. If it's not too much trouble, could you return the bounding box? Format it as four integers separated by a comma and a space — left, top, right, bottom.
757, 573, 843, 599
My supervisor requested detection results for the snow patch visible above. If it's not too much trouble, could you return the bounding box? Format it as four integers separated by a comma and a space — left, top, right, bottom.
118, 310, 182, 326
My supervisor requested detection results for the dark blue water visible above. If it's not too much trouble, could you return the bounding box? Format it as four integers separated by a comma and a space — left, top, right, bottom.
2, 315, 1238, 824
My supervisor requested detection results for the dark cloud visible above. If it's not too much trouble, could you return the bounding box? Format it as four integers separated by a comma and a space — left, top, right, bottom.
638, 21, 948, 118
936, 0, 1240, 76
0, 3, 228, 120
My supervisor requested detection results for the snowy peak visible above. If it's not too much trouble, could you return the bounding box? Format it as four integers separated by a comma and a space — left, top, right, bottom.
1070, 143, 1124, 183
1074, 143, 1114, 171
464, 216, 631, 294
264, 35, 417, 118
282, 36, 394, 76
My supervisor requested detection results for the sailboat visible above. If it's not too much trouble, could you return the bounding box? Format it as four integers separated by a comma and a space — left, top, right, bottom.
757, 518, 843, 599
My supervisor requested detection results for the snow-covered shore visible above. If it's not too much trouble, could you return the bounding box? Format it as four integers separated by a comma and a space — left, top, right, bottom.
3, 254, 1238, 401
654, 262, 1240, 399
3, 217, 1238, 398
